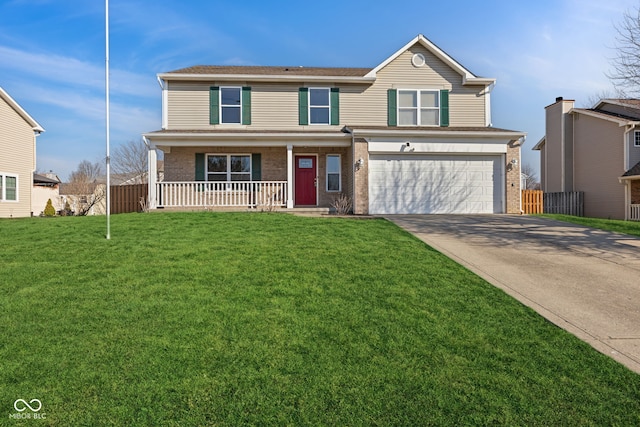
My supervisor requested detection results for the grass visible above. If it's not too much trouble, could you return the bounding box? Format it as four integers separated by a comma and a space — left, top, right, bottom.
1, 212, 639, 426
542, 214, 640, 237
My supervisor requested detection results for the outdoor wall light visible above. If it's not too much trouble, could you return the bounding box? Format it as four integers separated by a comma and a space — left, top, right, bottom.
355, 158, 364, 169
405, 141, 411, 147
511, 158, 518, 165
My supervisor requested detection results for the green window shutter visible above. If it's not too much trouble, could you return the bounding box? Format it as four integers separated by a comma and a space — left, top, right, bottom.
330, 88, 340, 125
440, 89, 449, 127
195, 153, 205, 181
210, 86, 219, 125
299, 87, 308, 125
242, 86, 251, 125
387, 89, 397, 127
251, 153, 261, 181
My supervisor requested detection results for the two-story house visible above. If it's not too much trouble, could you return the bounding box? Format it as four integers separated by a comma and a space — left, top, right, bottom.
0, 86, 44, 218
143, 35, 525, 215
534, 97, 640, 220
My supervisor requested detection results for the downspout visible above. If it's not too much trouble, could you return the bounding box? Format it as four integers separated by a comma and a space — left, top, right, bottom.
518, 135, 525, 214
621, 124, 636, 220
157, 76, 168, 130
485, 82, 495, 127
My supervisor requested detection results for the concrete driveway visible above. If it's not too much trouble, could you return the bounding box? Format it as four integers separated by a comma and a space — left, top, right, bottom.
387, 215, 640, 374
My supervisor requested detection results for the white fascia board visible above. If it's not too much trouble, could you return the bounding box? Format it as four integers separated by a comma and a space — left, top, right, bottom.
153, 140, 351, 148
0, 86, 45, 133
157, 73, 375, 84
143, 132, 352, 147
346, 127, 525, 140
532, 136, 545, 151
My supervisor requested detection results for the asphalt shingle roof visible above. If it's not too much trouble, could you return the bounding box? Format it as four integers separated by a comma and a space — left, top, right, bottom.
166, 65, 372, 77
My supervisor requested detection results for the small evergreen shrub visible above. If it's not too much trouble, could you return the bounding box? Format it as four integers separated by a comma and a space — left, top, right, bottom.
44, 199, 56, 217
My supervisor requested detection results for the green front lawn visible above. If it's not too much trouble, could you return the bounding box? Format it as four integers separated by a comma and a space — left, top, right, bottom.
543, 214, 640, 237
1, 212, 639, 426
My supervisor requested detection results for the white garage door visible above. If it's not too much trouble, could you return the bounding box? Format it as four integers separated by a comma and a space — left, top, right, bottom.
369, 154, 504, 214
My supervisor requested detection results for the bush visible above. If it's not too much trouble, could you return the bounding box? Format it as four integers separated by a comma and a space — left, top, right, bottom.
44, 199, 56, 217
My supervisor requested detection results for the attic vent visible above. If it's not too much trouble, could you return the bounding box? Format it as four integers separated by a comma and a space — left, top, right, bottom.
411, 53, 426, 68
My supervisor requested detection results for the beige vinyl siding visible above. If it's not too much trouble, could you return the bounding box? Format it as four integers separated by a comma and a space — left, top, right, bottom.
342, 45, 486, 127
573, 114, 626, 219
167, 82, 211, 129
165, 43, 488, 129
0, 96, 35, 217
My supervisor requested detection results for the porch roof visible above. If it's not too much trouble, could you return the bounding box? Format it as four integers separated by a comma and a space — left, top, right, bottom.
344, 125, 526, 141
621, 161, 640, 180
143, 128, 352, 147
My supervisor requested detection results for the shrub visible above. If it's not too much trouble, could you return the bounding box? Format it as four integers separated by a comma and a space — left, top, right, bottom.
44, 199, 56, 217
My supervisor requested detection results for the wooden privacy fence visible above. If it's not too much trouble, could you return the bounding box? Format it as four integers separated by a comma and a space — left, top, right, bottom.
110, 184, 148, 214
521, 190, 543, 214
543, 191, 584, 216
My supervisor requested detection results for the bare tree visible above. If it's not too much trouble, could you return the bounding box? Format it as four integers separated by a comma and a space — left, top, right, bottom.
608, 8, 640, 97
111, 139, 148, 183
521, 163, 540, 190
582, 89, 615, 108
64, 160, 105, 216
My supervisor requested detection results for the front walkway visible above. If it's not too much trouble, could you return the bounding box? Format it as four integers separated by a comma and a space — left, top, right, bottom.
387, 214, 640, 374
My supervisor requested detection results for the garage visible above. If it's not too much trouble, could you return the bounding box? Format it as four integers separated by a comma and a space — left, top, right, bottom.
368, 154, 504, 214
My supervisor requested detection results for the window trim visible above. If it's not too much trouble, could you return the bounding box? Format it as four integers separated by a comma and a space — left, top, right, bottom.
634, 130, 640, 147
219, 86, 243, 125
308, 87, 331, 125
0, 172, 18, 202
205, 153, 252, 182
326, 154, 341, 192
397, 89, 441, 127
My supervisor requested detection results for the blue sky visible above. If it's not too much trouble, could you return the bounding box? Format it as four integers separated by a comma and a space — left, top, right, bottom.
0, 0, 636, 180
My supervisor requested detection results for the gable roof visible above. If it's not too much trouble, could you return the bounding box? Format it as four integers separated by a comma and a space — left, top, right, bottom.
0, 86, 44, 133
364, 34, 495, 86
570, 108, 640, 125
159, 34, 494, 87
594, 98, 640, 110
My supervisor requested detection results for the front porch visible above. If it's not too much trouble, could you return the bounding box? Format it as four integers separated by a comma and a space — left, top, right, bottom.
143, 133, 353, 211
154, 181, 287, 209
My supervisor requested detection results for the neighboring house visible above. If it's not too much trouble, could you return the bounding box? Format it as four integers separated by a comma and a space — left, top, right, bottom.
32, 172, 61, 215
0, 86, 44, 218
143, 35, 525, 215
534, 97, 640, 220
58, 182, 107, 216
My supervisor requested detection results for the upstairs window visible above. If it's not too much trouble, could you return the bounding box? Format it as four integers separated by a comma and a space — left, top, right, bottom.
299, 87, 339, 125
210, 86, 251, 125
220, 87, 241, 124
310, 88, 330, 124
398, 89, 440, 126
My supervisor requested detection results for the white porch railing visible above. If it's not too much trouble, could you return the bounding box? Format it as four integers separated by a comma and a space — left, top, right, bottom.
156, 181, 287, 209
631, 204, 640, 221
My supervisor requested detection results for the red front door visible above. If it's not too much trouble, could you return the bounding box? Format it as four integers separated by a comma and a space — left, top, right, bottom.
295, 156, 317, 205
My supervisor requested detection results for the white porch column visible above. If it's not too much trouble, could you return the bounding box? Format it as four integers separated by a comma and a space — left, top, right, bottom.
287, 144, 294, 208
147, 141, 157, 209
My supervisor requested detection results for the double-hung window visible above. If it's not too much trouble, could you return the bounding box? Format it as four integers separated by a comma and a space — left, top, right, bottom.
326, 155, 341, 192
635, 131, 640, 147
207, 154, 251, 182
0, 173, 17, 201
309, 88, 330, 124
220, 87, 242, 124
398, 89, 440, 126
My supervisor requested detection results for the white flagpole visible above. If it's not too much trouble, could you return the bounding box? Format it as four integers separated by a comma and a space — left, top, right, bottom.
105, 0, 111, 239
